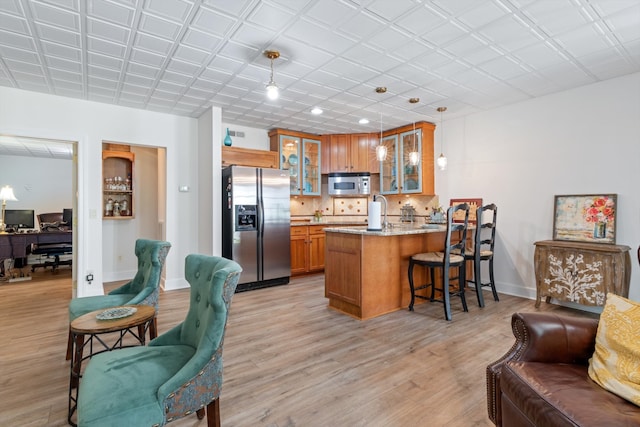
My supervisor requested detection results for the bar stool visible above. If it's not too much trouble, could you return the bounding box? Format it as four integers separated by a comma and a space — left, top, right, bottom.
465, 204, 498, 307
408, 203, 470, 321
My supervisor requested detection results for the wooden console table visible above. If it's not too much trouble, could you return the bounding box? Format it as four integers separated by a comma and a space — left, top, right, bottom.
533, 240, 631, 307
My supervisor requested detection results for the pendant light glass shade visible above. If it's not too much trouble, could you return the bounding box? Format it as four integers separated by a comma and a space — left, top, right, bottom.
376, 111, 387, 161
436, 154, 447, 170
408, 121, 419, 166
408, 150, 420, 166
436, 106, 447, 171
266, 81, 279, 100
265, 50, 280, 100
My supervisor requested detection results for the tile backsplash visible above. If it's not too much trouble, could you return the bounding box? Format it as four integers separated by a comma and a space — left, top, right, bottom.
290, 174, 440, 222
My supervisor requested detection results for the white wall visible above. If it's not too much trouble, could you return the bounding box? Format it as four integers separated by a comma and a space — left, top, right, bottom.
0, 155, 72, 224
221, 122, 270, 150
0, 86, 214, 295
436, 72, 640, 302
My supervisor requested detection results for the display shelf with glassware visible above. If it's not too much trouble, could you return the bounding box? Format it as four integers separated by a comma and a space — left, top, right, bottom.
379, 135, 398, 194
379, 122, 435, 196
102, 148, 134, 219
269, 129, 321, 197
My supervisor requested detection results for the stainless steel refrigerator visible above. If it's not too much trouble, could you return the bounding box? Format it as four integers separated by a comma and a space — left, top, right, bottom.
222, 166, 291, 292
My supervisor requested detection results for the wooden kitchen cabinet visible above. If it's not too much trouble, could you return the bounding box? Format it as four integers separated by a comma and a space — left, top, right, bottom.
290, 226, 308, 275
534, 240, 631, 307
380, 122, 435, 196
290, 225, 326, 276
324, 133, 377, 174
325, 232, 361, 307
269, 129, 321, 196
308, 225, 326, 271
221, 146, 279, 169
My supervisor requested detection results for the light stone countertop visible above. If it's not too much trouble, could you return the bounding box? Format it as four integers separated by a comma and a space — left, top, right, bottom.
290, 220, 368, 227
323, 224, 447, 236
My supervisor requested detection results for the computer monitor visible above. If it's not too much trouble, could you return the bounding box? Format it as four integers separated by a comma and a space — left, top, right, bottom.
63, 208, 72, 229
4, 209, 35, 230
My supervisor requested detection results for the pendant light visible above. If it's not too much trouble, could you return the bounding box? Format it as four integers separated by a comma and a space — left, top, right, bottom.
375, 87, 387, 161
408, 97, 420, 166
376, 111, 387, 161
265, 50, 280, 100
436, 107, 448, 171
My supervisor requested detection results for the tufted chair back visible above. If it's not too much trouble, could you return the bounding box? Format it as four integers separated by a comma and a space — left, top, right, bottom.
152, 255, 242, 421
109, 238, 172, 310
76, 255, 242, 426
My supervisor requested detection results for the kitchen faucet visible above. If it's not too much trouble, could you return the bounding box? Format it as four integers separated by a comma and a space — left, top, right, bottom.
374, 194, 389, 229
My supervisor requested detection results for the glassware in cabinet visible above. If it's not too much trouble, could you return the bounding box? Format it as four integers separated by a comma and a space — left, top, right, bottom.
379, 135, 398, 194
102, 149, 134, 219
278, 135, 300, 195
399, 129, 422, 193
302, 138, 321, 196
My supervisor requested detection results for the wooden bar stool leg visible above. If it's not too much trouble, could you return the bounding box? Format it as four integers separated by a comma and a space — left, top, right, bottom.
408, 259, 416, 311
429, 267, 436, 301
459, 264, 468, 312
489, 258, 499, 301
442, 271, 452, 321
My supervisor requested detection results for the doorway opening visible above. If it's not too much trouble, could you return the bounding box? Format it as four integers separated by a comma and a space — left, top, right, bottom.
0, 134, 77, 291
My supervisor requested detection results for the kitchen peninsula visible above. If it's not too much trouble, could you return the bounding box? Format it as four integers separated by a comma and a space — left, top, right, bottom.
324, 225, 463, 320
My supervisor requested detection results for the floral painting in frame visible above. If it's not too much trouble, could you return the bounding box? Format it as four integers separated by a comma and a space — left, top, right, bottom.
553, 194, 617, 244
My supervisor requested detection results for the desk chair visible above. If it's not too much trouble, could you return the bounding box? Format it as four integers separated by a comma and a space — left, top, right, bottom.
65, 238, 171, 360
77, 255, 242, 427
30, 212, 73, 271
408, 203, 470, 321
465, 203, 498, 307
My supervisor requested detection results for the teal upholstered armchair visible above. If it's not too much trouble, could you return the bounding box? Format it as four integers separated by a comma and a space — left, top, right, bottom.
66, 238, 171, 359
77, 255, 242, 427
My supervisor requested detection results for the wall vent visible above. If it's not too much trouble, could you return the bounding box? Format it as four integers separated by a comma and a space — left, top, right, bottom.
227, 130, 245, 138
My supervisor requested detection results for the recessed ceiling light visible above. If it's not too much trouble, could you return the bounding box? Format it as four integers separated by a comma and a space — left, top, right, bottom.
359, 118, 369, 124
311, 107, 323, 115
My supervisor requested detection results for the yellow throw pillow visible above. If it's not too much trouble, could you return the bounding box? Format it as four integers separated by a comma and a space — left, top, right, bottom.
588, 293, 640, 406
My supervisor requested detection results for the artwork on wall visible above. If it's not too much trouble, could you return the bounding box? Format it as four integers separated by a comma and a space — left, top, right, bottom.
449, 198, 482, 224
553, 194, 617, 244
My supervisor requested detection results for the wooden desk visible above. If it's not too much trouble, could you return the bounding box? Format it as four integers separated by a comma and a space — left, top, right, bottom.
534, 240, 631, 307
68, 305, 156, 426
0, 230, 72, 259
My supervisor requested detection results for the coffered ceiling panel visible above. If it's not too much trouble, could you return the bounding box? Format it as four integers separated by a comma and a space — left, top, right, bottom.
0, 0, 638, 137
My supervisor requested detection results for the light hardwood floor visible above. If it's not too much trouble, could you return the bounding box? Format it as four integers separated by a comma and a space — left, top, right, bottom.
0, 269, 592, 427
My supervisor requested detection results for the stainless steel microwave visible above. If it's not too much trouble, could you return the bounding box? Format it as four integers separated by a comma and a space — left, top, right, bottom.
328, 172, 371, 196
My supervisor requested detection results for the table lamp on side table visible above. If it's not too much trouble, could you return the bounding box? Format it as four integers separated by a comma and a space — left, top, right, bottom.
0, 185, 18, 233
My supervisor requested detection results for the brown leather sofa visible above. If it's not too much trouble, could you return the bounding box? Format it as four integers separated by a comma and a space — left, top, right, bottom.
487, 312, 640, 427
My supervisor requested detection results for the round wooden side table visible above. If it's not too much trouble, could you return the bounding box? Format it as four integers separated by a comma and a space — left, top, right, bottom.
68, 305, 156, 426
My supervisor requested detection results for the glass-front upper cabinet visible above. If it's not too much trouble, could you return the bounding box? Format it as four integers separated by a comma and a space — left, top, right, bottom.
278, 135, 300, 195
379, 135, 399, 194
399, 129, 422, 194
276, 134, 321, 196
301, 138, 321, 196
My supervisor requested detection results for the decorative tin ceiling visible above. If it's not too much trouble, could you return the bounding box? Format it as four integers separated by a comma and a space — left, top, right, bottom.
0, 0, 638, 136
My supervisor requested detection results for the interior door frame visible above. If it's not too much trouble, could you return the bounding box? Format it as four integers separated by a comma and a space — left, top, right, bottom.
0, 129, 80, 296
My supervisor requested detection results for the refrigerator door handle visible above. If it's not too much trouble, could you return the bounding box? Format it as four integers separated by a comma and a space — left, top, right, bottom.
257, 169, 265, 281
